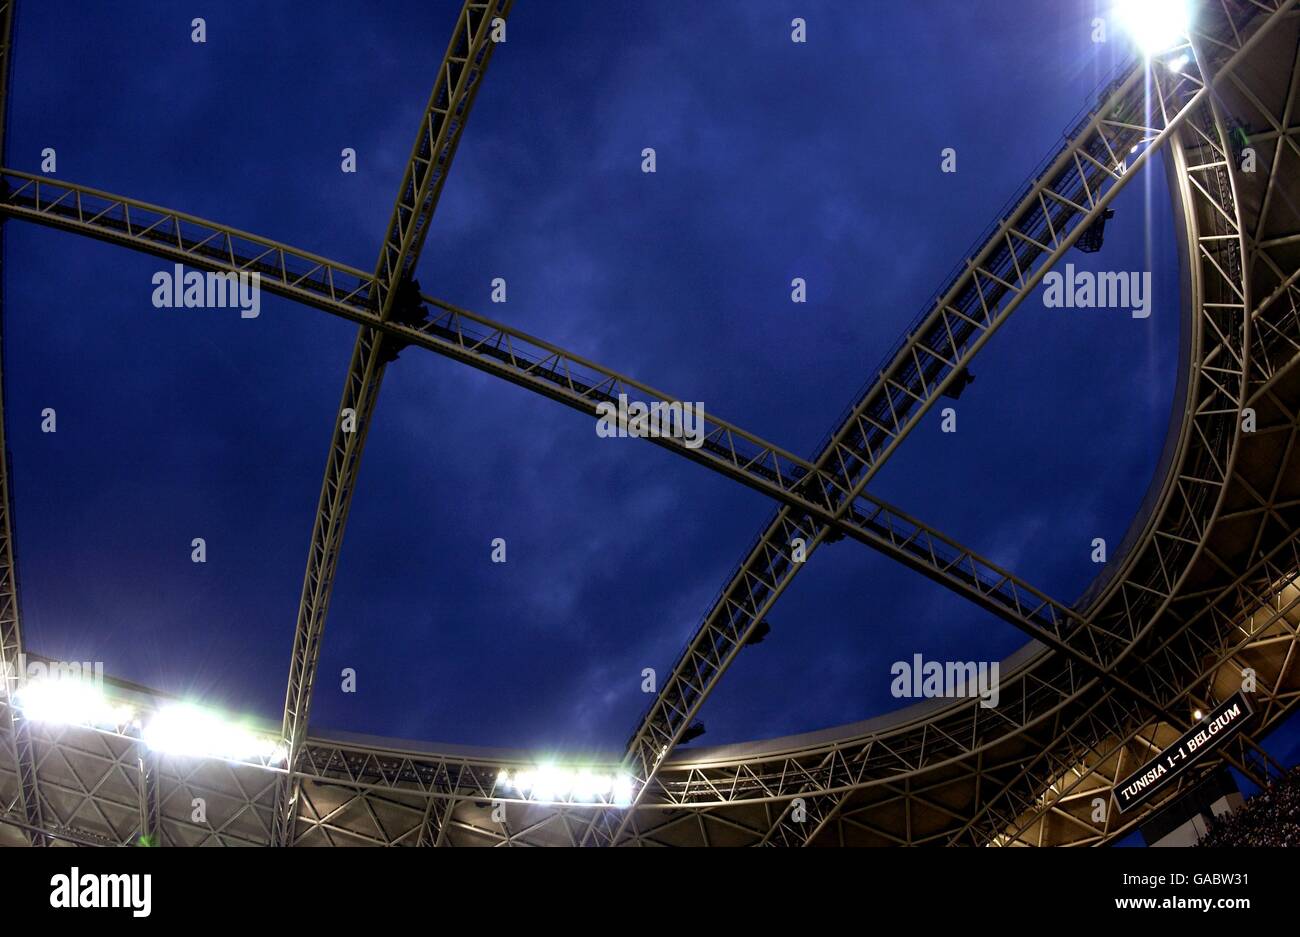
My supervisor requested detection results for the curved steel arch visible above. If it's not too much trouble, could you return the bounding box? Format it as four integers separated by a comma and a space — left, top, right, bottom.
270, 0, 514, 849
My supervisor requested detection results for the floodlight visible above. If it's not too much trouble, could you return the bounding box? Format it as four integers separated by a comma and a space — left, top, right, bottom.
1113, 0, 1192, 56
13, 678, 133, 728
611, 774, 634, 808
142, 703, 283, 762
497, 765, 634, 804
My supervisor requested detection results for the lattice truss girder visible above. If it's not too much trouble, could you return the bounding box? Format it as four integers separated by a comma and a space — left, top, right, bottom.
0, 717, 277, 847
1221, 15, 1300, 393
184, 0, 1300, 848
2, 410, 1289, 847
959, 553, 1299, 847
751, 513, 1300, 846
269, 0, 513, 848
0, 11, 1250, 738
1063, 67, 1251, 686
374, 1, 512, 296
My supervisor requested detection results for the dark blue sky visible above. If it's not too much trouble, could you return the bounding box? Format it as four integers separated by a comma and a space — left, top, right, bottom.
7, 0, 1294, 777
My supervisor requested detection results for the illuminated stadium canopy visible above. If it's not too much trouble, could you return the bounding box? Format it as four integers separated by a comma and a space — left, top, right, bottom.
1, 0, 1299, 847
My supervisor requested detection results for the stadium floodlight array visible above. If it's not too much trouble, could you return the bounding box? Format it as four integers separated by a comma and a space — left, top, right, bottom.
11, 678, 136, 732
496, 767, 635, 806
12, 675, 285, 766
141, 704, 287, 764
13, 673, 636, 806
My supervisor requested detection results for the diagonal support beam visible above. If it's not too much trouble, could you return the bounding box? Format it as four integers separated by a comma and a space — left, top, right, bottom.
270, 0, 512, 847
415, 795, 455, 847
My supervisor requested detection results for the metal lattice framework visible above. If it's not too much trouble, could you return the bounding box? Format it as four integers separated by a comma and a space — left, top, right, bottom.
269, 0, 513, 849
1, 0, 1299, 847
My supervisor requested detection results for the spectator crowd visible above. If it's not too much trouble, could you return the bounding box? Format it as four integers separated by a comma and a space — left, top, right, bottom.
1199, 767, 1300, 846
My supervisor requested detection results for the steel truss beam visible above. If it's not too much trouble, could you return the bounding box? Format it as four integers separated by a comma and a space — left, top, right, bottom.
995, 30, 1257, 705
968, 587, 1298, 847
293, 645, 1098, 810
1043, 25, 1272, 692
20, 718, 276, 846
590, 0, 1293, 847
17, 517, 1296, 851
271, 0, 513, 847
0, 808, 113, 846
4, 665, 286, 846
0, 115, 1128, 842
415, 795, 455, 847
738, 133, 1294, 847
958, 534, 1300, 843
1232, 27, 1300, 397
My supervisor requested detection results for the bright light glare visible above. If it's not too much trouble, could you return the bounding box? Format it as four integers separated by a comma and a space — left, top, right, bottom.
1113, 0, 1192, 56
13, 677, 285, 764
143, 703, 285, 762
13, 678, 133, 728
497, 766, 634, 805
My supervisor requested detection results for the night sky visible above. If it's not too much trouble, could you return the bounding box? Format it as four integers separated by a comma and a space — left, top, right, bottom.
6, 0, 1296, 788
